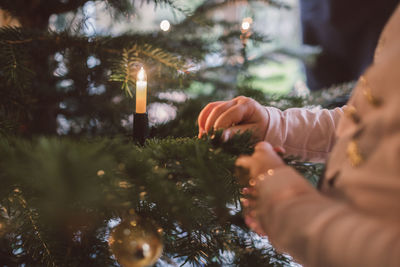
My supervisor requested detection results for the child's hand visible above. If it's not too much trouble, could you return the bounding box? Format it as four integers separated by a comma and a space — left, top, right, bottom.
236, 142, 286, 235
236, 142, 285, 183
197, 96, 269, 142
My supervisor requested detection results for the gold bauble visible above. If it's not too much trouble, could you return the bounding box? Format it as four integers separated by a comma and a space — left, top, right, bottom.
109, 217, 163, 267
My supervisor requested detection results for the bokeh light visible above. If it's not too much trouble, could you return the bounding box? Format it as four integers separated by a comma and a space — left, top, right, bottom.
241, 17, 253, 31
160, 20, 170, 31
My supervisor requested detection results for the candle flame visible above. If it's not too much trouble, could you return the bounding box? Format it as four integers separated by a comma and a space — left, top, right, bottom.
137, 67, 147, 82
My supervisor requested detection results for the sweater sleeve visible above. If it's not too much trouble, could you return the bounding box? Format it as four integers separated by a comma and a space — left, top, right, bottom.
264, 107, 343, 162
258, 166, 400, 267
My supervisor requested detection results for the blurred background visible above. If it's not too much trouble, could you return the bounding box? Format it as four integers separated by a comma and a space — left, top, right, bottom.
73, 0, 304, 95
38, 0, 312, 135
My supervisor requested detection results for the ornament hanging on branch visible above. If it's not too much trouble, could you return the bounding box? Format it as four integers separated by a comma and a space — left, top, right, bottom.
109, 216, 163, 267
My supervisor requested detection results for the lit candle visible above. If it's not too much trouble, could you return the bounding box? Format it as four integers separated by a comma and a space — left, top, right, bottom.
136, 67, 147, 114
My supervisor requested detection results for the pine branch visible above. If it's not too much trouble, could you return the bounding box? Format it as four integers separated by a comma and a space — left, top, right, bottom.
0, 117, 18, 136
109, 48, 138, 97
0, 0, 188, 28
139, 43, 186, 70
109, 43, 187, 96
49, 0, 89, 15
0, 128, 325, 266
0, 41, 35, 88
192, 0, 290, 17
12, 189, 57, 267
0, 27, 188, 100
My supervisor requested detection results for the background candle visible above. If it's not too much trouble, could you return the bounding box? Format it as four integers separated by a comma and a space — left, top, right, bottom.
136, 67, 147, 114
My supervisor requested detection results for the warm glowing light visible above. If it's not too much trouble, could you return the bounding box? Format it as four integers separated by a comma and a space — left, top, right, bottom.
242, 22, 250, 30
136, 67, 147, 113
137, 67, 147, 81
160, 20, 170, 31
241, 17, 253, 31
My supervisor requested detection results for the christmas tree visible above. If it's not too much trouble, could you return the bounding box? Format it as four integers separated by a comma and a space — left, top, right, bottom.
0, 1, 351, 266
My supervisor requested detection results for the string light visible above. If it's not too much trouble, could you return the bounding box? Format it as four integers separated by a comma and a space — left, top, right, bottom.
242, 22, 250, 30
241, 17, 253, 31
160, 20, 170, 31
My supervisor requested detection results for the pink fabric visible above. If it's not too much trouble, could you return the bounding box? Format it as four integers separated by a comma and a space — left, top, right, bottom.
258, 167, 400, 267
258, 4, 400, 267
264, 107, 342, 162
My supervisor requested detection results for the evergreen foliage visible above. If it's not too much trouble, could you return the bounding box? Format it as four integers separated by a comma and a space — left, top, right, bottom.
0, 0, 353, 266
0, 133, 293, 266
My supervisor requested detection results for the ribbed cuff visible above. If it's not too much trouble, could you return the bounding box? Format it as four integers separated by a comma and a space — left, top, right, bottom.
264, 106, 286, 147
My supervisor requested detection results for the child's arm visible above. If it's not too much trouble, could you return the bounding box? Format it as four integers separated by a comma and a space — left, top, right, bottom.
198, 96, 343, 162
237, 142, 400, 267
254, 165, 400, 267
264, 106, 343, 162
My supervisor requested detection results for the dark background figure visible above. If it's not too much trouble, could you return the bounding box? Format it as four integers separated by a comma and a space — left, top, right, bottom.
300, 0, 399, 90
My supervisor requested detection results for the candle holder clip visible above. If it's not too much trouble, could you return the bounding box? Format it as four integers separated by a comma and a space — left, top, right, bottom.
133, 112, 149, 145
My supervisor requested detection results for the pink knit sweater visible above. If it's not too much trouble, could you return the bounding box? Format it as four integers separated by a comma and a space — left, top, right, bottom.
260, 4, 400, 267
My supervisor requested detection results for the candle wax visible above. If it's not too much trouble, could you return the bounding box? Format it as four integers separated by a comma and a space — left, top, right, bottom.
136, 81, 147, 113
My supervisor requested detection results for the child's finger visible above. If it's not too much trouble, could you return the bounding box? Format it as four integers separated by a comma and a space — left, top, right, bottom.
244, 214, 266, 236
245, 216, 258, 229
204, 100, 236, 133
241, 187, 250, 195
253, 223, 266, 236
254, 141, 274, 152
247, 186, 258, 197
235, 155, 252, 169
273, 146, 286, 155
214, 103, 248, 130
197, 101, 223, 137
